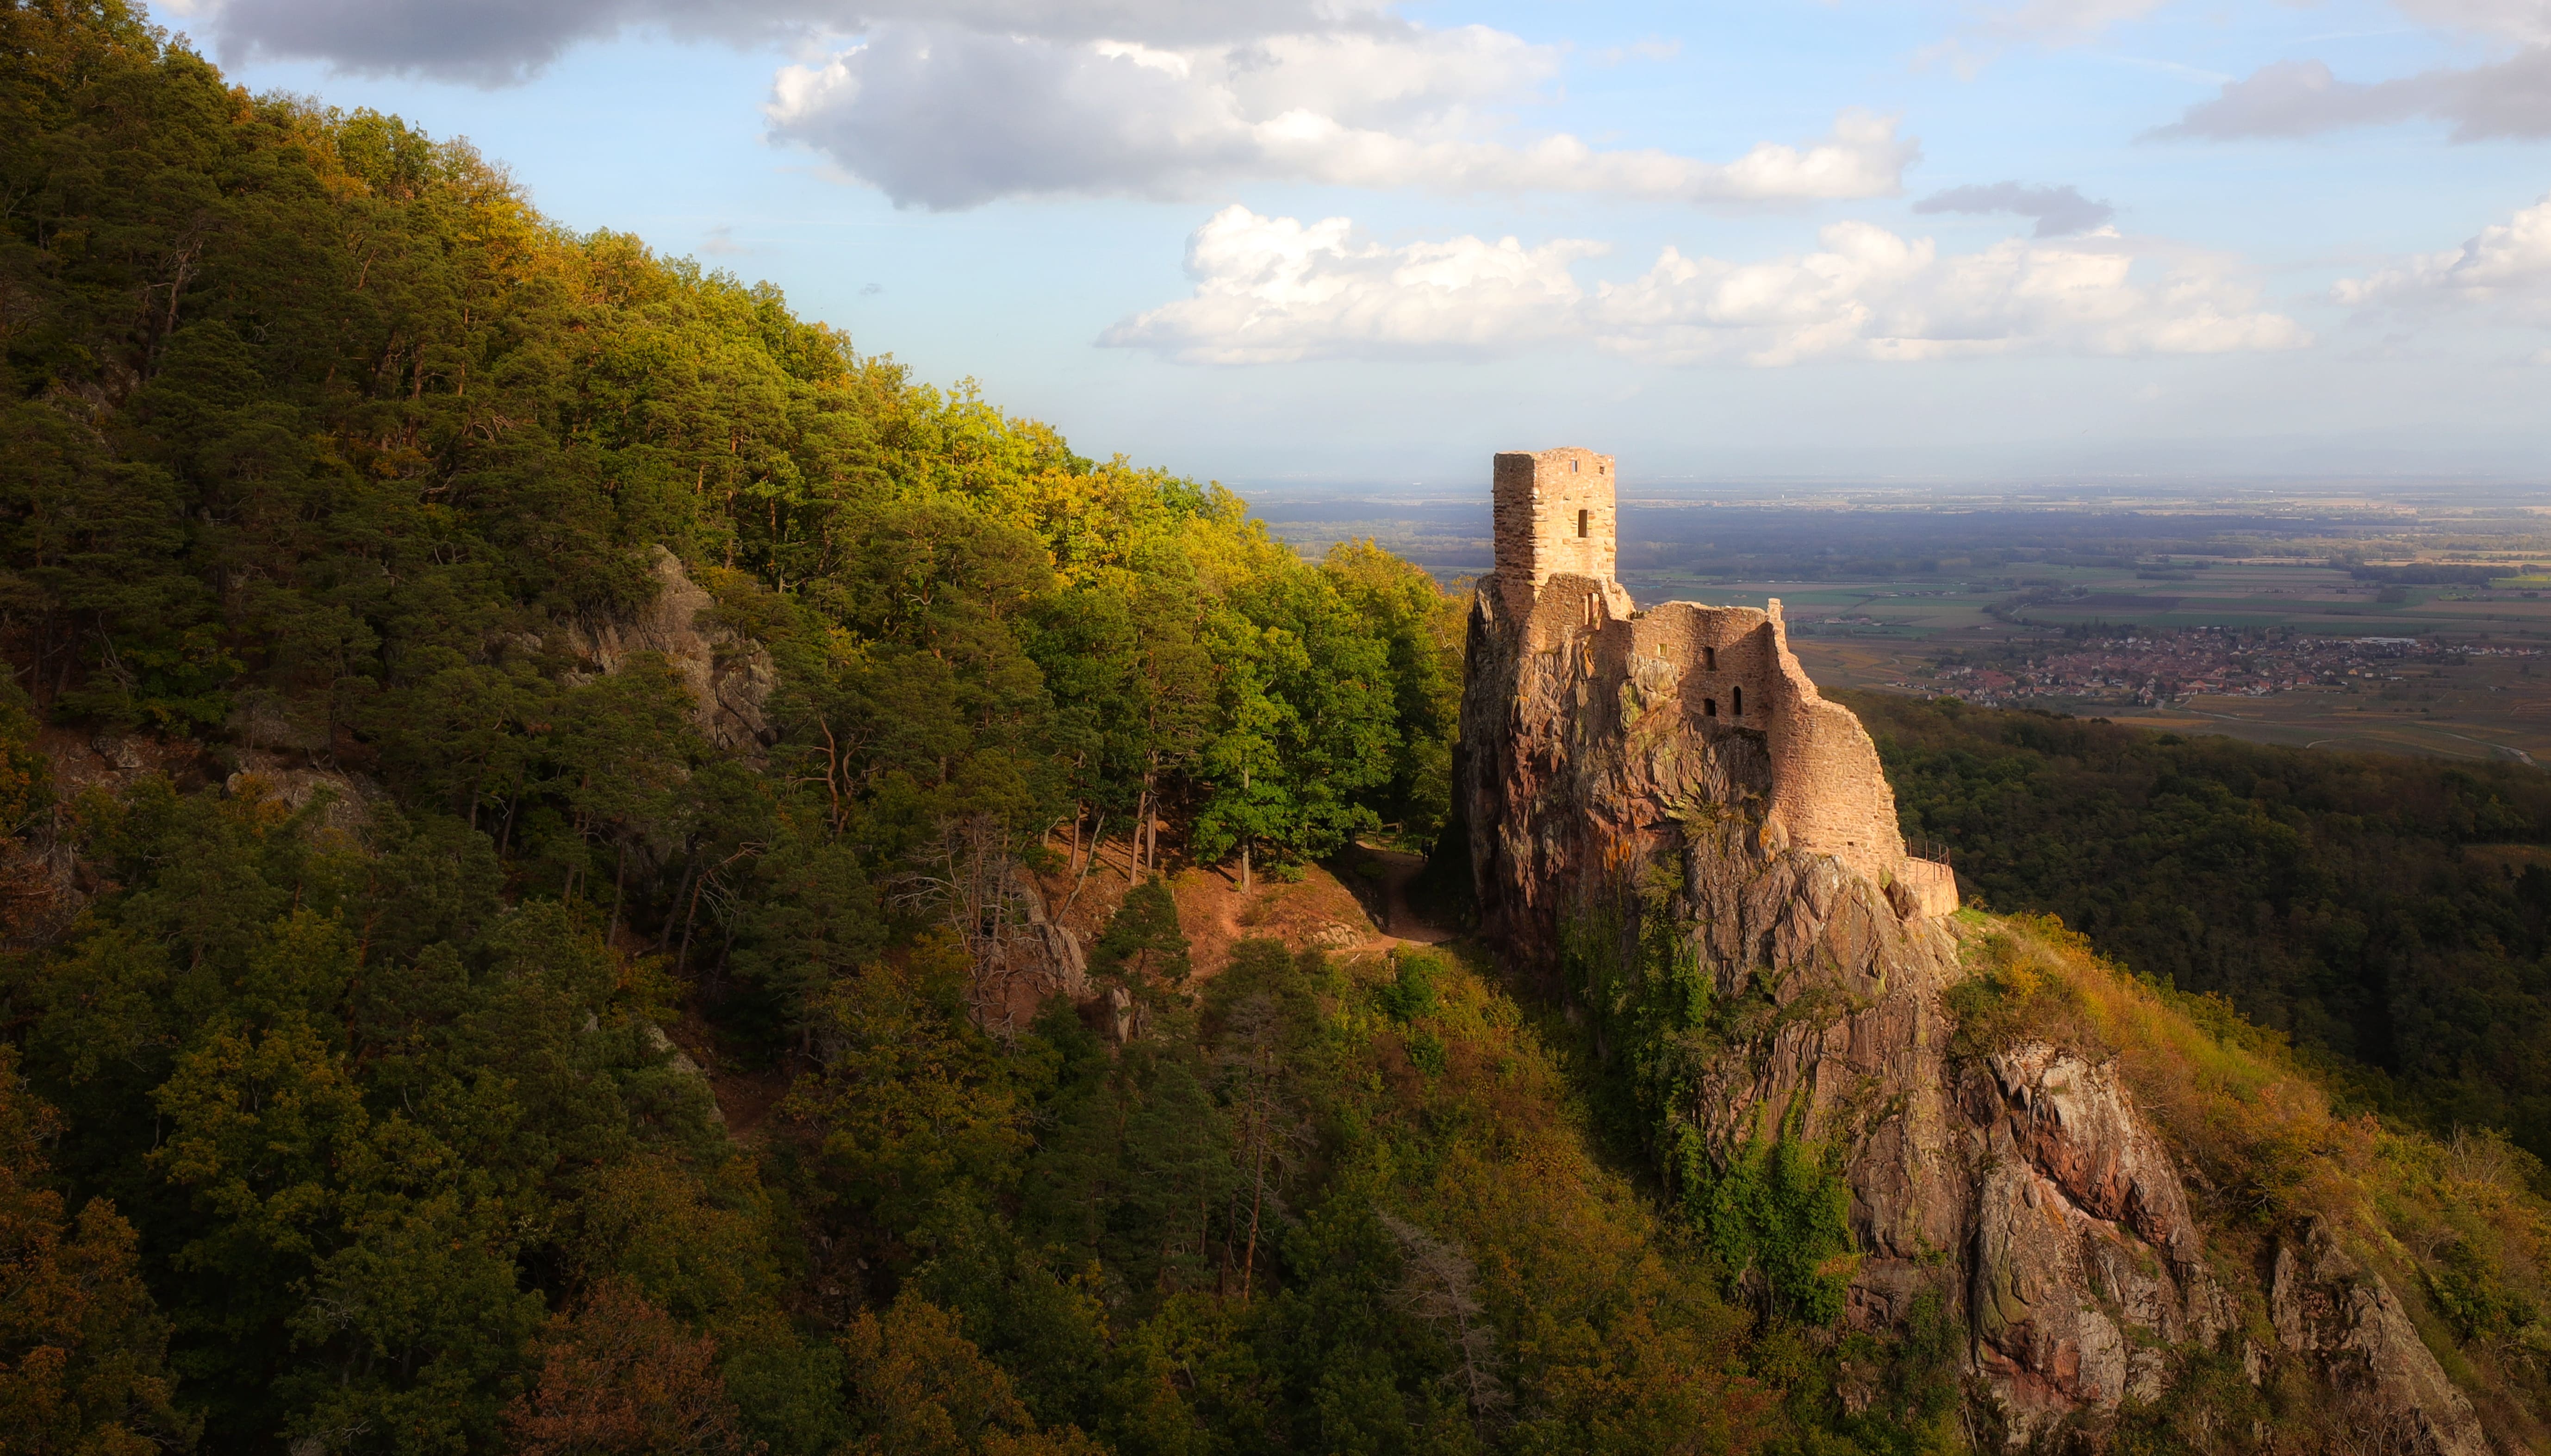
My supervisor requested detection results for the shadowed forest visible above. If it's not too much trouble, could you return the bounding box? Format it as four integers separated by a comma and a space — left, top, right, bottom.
6, 6, 2551, 1455
1849, 693, 2551, 1161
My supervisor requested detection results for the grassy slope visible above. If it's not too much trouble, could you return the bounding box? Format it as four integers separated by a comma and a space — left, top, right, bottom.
1948, 912, 2551, 1450
1195, 842, 2551, 1451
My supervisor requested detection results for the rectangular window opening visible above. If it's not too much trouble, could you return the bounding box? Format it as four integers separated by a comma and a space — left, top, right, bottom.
1576, 509, 1588, 538
1732, 686, 1743, 716
1703, 646, 1717, 671
1703, 698, 1718, 718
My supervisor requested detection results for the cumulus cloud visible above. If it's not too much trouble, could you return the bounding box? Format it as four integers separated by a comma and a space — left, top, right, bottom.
2335, 192, 2551, 328
1104, 206, 2309, 367
1913, 181, 2115, 237
2149, 50, 2551, 141
1098, 206, 1603, 363
180, 0, 1917, 211
2149, 0, 2551, 142
177, 0, 1367, 82
766, 29, 1914, 209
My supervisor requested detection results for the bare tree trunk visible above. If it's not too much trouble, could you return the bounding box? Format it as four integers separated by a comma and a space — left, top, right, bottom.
606, 840, 628, 942
1242, 1138, 1268, 1301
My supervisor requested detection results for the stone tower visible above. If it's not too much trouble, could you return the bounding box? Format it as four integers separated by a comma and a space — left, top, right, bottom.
1492, 447, 1616, 586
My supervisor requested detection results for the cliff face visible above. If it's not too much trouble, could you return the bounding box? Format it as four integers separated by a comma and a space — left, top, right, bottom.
1459, 564, 2489, 1451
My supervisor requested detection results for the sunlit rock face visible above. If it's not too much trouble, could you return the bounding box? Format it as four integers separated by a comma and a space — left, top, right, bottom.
1459, 450, 2484, 1450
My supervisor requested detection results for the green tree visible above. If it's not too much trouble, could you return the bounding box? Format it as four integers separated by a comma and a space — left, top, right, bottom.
0, 1048, 195, 1456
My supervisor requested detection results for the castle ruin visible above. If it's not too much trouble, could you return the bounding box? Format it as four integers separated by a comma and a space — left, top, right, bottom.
1454, 451, 2498, 1455
1468, 446, 1957, 928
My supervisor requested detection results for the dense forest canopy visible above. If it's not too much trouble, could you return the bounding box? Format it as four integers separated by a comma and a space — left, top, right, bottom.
0, 5, 1549, 1452
1847, 693, 2551, 1161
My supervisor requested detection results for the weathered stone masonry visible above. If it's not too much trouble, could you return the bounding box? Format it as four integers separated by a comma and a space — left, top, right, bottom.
1492, 447, 1618, 586
1471, 445, 1957, 930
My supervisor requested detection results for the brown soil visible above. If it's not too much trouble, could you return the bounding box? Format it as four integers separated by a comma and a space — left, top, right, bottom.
1168, 843, 1451, 977
1038, 831, 1455, 979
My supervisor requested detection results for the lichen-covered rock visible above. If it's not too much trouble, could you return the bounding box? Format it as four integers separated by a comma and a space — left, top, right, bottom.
566, 546, 776, 758
1986, 1043, 2205, 1265
2270, 1219, 2491, 1456
1962, 1045, 2228, 1436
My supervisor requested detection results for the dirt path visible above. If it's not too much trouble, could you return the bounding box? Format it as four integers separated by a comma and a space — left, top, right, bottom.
1355, 846, 1451, 948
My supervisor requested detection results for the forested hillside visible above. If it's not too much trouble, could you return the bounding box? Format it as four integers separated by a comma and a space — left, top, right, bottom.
0, 6, 1555, 1452
9, 6, 2551, 1455
1848, 691, 2551, 1159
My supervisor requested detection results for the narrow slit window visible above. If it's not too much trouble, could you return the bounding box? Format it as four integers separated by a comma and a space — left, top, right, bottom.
1732, 686, 1743, 716
1703, 646, 1717, 671
1576, 509, 1588, 538
1570, 459, 1579, 472
1703, 698, 1718, 718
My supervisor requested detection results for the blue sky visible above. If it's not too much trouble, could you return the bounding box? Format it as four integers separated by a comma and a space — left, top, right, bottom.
155, 0, 2551, 485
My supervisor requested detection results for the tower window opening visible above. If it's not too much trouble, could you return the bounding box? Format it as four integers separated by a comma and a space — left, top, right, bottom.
1571, 459, 1579, 472
1703, 646, 1717, 671
1704, 698, 1718, 718
1732, 686, 1743, 717
1576, 509, 1588, 538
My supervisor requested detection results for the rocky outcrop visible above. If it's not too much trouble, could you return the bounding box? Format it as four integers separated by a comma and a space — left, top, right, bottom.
1963, 1045, 2227, 1432
2270, 1220, 2491, 1456
222, 755, 386, 835
1456, 463, 2490, 1447
565, 546, 776, 758
1458, 553, 2209, 1437
1007, 863, 1090, 1001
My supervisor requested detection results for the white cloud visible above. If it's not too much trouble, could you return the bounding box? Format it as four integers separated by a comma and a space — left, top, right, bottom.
1104, 207, 2310, 367
1594, 224, 2308, 364
2335, 192, 2551, 328
1982, 0, 2174, 43
766, 25, 1914, 209
178, 0, 1915, 209
1098, 205, 1604, 363
1915, 0, 2172, 76
1913, 181, 2116, 236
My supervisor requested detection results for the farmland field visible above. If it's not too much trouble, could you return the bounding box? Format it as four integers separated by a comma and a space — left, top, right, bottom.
1246, 478, 2551, 764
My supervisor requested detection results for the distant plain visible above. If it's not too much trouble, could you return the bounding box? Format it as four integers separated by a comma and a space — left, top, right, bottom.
1244, 478, 2551, 763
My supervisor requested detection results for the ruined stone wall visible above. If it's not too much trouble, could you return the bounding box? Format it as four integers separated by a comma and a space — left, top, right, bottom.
1480, 447, 1929, 902
1485, 583, 1930, 901
1626, 597, 1918, 892
1492, 447, 1617, 586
